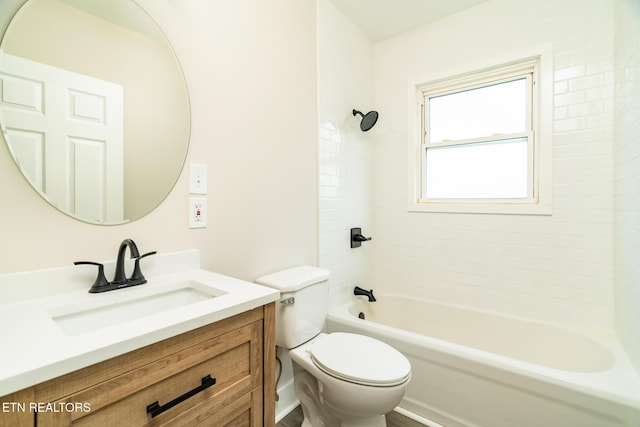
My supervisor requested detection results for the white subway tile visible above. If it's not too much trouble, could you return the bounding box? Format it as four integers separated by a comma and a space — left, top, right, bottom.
555, 64, 586, 82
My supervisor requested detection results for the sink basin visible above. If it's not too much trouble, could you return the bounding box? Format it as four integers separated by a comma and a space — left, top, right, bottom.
49, 280, 226, 335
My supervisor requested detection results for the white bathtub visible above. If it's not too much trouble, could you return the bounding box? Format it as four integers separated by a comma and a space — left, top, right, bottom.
326, 295, 640, 427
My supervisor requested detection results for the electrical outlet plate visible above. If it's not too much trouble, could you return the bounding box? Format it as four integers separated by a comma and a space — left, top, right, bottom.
189, 163, 207, 194
189, 197, 207, 228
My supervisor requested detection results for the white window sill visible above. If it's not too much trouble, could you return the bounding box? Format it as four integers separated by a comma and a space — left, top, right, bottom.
408, 200, 552, 215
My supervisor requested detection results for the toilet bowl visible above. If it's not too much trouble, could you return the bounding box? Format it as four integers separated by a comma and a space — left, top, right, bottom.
256, 266, 412, 427
289, 333, 410, 427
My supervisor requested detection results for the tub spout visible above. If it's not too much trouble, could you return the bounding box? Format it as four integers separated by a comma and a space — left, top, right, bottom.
354, 286, 376, 302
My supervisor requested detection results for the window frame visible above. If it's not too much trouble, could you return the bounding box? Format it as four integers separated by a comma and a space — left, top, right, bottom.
407, 48, 553, 215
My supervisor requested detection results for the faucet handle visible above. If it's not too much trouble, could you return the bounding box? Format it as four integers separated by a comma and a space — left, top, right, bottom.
74, 261, 112, 293
129, 251, 157, 285
350, 227, 372, 248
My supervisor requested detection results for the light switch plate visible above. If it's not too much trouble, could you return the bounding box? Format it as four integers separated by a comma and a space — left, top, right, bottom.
189, 163, 207, 194
189, 197, 207, 228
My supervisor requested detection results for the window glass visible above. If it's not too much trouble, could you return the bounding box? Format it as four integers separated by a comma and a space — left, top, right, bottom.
428, 78, 527, 143
425, 138, 528, 199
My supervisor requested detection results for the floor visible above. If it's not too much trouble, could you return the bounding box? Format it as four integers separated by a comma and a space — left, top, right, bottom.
276, 405, 425, 427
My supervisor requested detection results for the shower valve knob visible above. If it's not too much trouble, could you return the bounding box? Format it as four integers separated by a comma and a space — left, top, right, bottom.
350, 227, 372, 248
353, 234, 371, 242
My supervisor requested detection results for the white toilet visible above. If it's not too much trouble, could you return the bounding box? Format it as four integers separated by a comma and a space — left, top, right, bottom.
256, 266, 411, 427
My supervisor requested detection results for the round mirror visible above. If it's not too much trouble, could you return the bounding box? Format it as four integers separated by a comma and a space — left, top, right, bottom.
0, 0, 190, 224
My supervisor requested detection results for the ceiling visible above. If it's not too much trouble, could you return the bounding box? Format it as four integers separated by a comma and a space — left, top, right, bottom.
328, 0, 488, 42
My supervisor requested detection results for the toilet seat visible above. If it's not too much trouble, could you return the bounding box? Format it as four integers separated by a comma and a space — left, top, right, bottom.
309, 333, 411, 386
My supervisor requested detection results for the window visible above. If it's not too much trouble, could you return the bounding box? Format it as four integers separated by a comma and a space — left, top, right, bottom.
408, 53, 552, 215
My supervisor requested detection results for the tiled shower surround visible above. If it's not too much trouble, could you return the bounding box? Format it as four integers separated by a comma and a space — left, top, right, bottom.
319, 0, 640, 373
318, 0, 375, 307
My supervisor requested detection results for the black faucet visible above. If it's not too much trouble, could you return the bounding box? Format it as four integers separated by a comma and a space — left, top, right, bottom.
112, 238, 157, 287
112, 239, 141, 285
75, 239, 156, 293
354, 286, 376, 302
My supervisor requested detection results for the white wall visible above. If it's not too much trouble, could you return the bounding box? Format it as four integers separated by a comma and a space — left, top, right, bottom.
613, 0, 640, 373
373, 0, 616, 331
0, 0, 318, 282
318, 0, 375, 306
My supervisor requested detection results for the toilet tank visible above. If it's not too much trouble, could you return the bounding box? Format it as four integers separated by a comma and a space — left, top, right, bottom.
256, 266, 330, 349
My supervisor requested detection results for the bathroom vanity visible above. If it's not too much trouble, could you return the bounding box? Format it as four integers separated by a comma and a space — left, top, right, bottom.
0, 250, 279, 426
2, 305, 274, 426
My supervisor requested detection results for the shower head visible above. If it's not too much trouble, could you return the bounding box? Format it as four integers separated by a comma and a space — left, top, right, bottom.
352, 109, 378, 132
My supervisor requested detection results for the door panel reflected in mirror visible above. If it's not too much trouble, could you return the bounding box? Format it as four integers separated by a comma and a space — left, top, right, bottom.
0, 0, 190, 224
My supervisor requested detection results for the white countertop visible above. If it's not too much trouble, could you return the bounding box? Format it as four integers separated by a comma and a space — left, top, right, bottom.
0, 250, 279, 396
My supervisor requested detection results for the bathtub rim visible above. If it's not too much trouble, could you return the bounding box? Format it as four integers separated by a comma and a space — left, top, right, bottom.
327, 295, 640, 412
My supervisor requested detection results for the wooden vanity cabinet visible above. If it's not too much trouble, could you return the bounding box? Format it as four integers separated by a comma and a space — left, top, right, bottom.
0, 304, 275, 427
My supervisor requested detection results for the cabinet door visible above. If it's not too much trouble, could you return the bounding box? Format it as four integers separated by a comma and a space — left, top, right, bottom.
37, 321, 262, 426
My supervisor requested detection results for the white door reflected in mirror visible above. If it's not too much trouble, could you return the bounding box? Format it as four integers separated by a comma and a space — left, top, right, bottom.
1, 50, 124, 223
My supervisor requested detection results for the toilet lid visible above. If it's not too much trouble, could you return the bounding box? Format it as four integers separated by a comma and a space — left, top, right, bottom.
309, 333, 411, 386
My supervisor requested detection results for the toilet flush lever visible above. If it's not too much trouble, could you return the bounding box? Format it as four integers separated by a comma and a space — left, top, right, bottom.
280, 297, 295, 305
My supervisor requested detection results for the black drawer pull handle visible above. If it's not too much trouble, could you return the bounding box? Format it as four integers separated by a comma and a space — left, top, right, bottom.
146, 374, 216, 418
